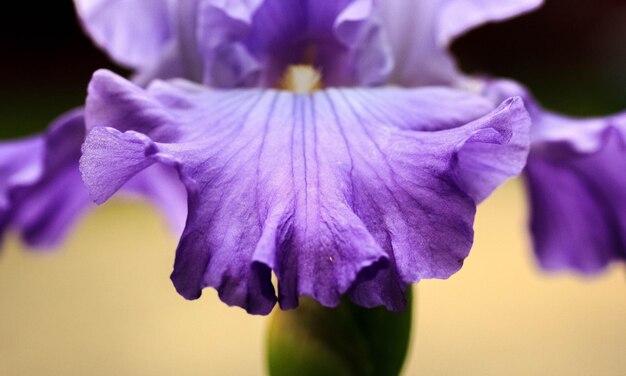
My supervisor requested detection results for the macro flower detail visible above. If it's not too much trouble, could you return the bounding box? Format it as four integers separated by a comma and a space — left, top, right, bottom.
197, 0, 393, 87
1, 0, 541, 311
2, 0, 625, 372
73, 0, 544, 88
80, 70, 530, 314
76, 0, 393, 87
485, 80, 626, 273
73, 0, 539, 313
0, 109, 186, 247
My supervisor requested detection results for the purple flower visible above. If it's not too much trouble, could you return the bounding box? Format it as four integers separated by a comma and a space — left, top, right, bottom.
484, 79, 626, 273
73, 0, 536, 313
75, 0, 537, 313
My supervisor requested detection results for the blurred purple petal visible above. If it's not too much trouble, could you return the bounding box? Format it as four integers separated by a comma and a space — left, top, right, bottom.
0, 109, 186, 248
0, 110, 92, 247
0, 138, 44, 212
486, 79, 626, 273
81, 71, 529, 314
526, 127, 626, 273
0, 137, 46, 242
74, 0, 176, 69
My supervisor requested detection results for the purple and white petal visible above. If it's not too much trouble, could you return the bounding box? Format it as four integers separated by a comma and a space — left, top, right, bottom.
486, 79, 626, 273
74, 0, 176, 69
74, 0, 542, 89
81, 71, 530, 314
197, 0, 392, 87
380, 0, 543, 87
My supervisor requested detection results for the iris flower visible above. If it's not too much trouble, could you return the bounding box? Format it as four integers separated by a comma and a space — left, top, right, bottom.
77, 0, 533, 314
12, 0, 620, 313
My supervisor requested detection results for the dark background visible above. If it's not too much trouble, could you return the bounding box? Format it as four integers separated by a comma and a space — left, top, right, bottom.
0, 1, 119, 139
454, 0, 626, 116
0, 0, 624, 139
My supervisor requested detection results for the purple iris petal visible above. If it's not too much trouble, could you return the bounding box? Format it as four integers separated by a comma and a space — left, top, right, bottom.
0, 137, 46, 241
485, 79, 626, 273
2, 110, 93, 247
198, 0, 391, 87
74, 0, 392, 87
74, 0, 176, 69
0, 0, 192, 248
381, 0, 543, 87
74, 0, 544, 89
526, 129, 626, 273
0, 109, 186, 248
80, 70, 530, 314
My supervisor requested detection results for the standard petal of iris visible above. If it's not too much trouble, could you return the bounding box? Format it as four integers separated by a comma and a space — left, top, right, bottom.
486, 79, 626, 273
81, 71, 530, 314
74, 0, 175, 69
380, 0, 543, 86
0, 109, 186, 248
197, 0, 391, 87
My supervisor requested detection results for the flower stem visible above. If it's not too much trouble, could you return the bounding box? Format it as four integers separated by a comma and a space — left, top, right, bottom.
266, 287, 414, 376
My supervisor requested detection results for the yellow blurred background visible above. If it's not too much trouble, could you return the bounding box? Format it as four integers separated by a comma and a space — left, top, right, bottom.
1, 179, 624, 375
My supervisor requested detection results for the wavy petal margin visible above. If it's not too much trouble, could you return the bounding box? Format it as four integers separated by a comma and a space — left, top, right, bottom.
81, 71, 530, 314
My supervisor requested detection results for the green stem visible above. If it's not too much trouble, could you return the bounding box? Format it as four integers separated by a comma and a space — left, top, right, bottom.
266, 287, 414, 376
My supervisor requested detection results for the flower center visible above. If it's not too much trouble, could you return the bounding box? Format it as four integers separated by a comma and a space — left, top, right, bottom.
278, 65, 322, 93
